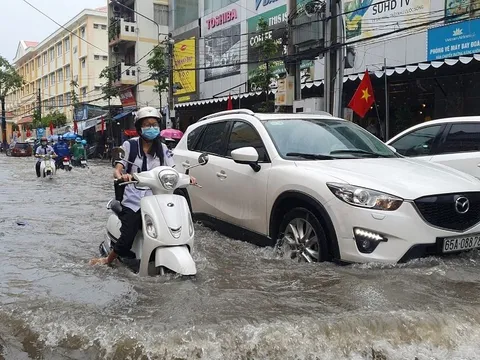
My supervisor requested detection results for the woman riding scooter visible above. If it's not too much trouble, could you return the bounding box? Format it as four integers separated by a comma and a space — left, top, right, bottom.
90, 106, 196, 268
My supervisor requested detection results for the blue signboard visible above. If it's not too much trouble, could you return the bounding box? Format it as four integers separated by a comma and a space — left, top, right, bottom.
427, 18, 480, 61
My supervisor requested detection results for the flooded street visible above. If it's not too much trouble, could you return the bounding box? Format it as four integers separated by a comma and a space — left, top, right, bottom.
1, 155, 480, 360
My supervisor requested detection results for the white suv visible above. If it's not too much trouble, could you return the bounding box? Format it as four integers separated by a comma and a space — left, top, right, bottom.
174, 110, 480, 264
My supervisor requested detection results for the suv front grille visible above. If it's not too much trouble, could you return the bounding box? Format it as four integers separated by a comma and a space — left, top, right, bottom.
414, 192, 480, 231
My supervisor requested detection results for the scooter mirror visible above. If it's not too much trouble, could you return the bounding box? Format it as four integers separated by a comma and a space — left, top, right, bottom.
198, 153, 209, 166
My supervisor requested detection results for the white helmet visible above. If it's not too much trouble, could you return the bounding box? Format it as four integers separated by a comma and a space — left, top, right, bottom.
134, 106, 161, 128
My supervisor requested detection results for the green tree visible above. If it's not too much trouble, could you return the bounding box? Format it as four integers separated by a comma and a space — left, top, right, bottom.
248, 17, 280, 112
147, 46, 169, 118
70, 80, 80, 113
32, 108, 42, 129
99, 65, 120, 138
0, 56, 24, 147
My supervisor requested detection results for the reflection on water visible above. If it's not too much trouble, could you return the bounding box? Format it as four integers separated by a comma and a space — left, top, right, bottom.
0, 156, 480, 359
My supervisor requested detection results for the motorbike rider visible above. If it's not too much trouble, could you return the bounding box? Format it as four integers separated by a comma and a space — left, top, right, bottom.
35, 137, 57, 177
90, 106, 196, 267
70, 137, 84, 166
53, 136, 70, 168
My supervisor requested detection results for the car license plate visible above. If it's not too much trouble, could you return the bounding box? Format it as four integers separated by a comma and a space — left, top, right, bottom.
81, 160, 86, 164
442, 234, 480, 253
63, 161, 69, 165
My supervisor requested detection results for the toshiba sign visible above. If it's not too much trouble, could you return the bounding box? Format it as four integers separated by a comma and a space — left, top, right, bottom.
202, 6, 241, 36
205, 9, 238, 30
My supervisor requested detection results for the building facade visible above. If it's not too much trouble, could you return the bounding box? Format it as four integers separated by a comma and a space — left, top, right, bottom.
107, 0, 169, 118
170, 0, 480, 137
6, 7, 112, 136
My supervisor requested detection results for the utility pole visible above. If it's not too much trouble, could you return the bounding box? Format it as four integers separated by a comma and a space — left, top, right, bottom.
384, 57, 389, 141
37, 88, 42, 119
287, 0, 301, 102
167, 33, 175, 129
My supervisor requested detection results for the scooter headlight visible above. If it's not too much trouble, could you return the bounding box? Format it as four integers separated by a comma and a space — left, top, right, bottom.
158, 169, 179, 190
144, 214, 157, 238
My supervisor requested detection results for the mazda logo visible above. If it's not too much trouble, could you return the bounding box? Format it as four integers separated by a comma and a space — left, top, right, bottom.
455, 196, 470, 214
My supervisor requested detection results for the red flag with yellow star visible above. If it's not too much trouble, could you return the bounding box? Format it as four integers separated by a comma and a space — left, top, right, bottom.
348, 70, 375, 118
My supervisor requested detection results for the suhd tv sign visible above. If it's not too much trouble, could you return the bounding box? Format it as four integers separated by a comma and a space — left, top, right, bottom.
255, 0, 280, 11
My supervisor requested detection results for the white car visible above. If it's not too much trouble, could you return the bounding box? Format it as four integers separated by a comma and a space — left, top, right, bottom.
387, 116, 480, 178
174, 110, 480, 264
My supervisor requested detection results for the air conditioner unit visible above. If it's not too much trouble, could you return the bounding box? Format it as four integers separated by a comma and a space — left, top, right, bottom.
112, 45, 120, 54
293, 97, 325, 113
113, 5, 121, 12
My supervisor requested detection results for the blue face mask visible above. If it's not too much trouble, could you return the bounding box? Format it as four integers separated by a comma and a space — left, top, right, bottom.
141, 126, 160, 140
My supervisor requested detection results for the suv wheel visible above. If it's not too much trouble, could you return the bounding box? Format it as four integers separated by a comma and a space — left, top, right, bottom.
277, 207, 329, 263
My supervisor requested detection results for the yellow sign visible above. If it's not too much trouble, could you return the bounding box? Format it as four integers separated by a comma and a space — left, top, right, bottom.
173, 37, 196, 96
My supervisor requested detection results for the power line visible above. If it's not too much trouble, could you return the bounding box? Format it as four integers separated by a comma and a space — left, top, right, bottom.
21, 0, 108, 54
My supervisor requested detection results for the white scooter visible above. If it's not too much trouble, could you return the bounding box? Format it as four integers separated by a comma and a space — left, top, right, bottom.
99, 148, 208, 276
38, 154, 56, 179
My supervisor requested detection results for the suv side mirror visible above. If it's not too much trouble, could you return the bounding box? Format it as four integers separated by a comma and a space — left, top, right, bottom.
231, 147, 261, 172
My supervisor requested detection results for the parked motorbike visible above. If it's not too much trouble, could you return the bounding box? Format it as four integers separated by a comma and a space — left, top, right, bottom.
98, 148, 208, 276
38, 154, 56, 179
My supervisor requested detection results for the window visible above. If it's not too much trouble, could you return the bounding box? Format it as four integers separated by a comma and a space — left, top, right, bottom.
64, 65, 71, 79
66, 92, 71, 105
57, 43, 62, 57
57, 69, 63, 83
43, 53, 47, 65
49, 48, 54, 61
58, 95, 63, 107
50, 98, 55, 108
226, 121, 268, 161
81, 58, 86, 68
37, 58, 41, 68
389, 125, 442, 157
101, 24, 107, 30
154, 4, 169, 26
196, 122, 229, 155
37, 80, 41, 89
43, 76, 48, 88
102, 55, 108, 61
174, 0, 198, 29
187, 125, 205, 150
81, 87, 87, 98
50, 73, 55, 85
439, 123, 480, 154
80, 27, 85, 38
93, 24, 99, 29
94, 55, 100, 60
64, 37, 70, 52
204, 0, 239, 14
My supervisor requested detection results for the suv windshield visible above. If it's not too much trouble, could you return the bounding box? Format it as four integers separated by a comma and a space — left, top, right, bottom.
15, 143, 29, 149
263, 118, 396, 159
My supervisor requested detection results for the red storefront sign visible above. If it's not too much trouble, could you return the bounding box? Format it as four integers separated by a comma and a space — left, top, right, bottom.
119, 88, 136, 110
206, 9, 238, 30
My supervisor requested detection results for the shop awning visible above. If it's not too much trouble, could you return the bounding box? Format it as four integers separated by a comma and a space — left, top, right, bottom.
80, 113, 108, 132
113, 110, 133, 121
175, 54, 480, 108
17, 116, 33, 124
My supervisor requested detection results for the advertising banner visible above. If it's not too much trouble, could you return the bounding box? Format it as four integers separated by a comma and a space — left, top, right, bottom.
445, 0, 480, 23
173, 37, 197, 98
427, 18, 480, 60
204, 24, 241, 81
247, 5, 314, 90
343, 0, 430, 41
119, 88, 136, 110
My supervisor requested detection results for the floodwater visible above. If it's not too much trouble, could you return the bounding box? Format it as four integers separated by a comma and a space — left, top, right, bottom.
1, 155, 480, 360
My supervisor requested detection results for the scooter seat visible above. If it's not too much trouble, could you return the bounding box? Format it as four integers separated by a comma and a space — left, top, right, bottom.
109, 200, 123, 215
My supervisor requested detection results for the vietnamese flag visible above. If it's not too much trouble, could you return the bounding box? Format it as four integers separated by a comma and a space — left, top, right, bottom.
348, 70, 375, 118
73, 121, 78, 134
226, 94, 233, 110
49, 121, 54, 135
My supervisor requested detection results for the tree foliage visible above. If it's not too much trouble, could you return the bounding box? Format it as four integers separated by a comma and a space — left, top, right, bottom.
248, 17, 280, 112
70, 80, 80, 111
0, 56, 24, 98
99, 65, 120, 101
32, 110, 67, 129
147, 46, 169, 102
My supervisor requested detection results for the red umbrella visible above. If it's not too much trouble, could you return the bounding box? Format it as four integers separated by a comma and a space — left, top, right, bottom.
227, 94, 233, 110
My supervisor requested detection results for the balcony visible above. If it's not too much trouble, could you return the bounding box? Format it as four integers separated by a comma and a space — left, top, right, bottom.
109, 18, 137, 46
113, 62, 137, 85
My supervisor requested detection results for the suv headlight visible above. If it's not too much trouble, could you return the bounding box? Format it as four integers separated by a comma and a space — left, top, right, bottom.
327, 183, 403, 211
158, 169, 179, 190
